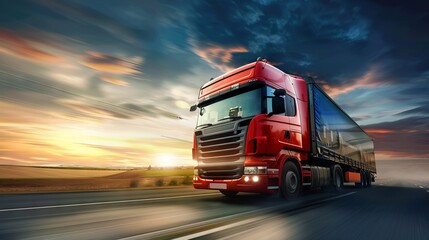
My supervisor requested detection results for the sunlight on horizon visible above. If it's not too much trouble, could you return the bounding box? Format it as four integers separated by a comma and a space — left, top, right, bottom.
156, 154, 177, 167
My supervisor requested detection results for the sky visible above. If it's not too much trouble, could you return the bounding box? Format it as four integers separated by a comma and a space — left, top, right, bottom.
0, 0, 428, 167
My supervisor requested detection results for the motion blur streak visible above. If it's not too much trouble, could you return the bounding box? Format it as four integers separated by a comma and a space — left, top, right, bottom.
0, 160, 428, 240
0, 193, 219, 212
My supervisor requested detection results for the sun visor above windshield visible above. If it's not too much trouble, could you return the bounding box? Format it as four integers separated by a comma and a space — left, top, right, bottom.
199, 61, 289, 101
199, 64, 256, 100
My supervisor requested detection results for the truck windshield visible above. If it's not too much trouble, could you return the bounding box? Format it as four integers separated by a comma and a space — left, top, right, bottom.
197, 88, 262, 127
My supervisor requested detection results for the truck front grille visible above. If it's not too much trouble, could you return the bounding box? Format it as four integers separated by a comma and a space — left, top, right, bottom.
196, 120, 248, 179
199, 165, 243, 179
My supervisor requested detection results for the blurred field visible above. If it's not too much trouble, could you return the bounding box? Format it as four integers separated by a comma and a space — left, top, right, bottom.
141, 168, 194, 177
0, 165, 125, 179
0, 166, 194, 193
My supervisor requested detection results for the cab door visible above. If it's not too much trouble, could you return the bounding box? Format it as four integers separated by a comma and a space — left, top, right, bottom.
264, 86, 291, 153
285, 94, 302, 150
266, 88, 302, 151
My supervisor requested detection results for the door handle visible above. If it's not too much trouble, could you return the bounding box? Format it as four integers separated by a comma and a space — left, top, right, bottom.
284, 130, 290, 139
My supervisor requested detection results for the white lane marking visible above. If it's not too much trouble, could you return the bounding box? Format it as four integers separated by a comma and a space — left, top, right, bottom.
173, 216, 265, 240
0, 193, 220, 212
426, 190, 429, 193
120, 192, 356, 240
419, 186, 424, 189
216, 226, 257, 240
173, 192, 356, 240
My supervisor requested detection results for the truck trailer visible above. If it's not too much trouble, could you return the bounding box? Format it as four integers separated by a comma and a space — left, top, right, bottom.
190, 59, 376, 198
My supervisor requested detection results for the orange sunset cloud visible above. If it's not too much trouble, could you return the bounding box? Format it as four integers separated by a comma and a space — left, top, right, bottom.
100, 76, 129, 86
319, 68, 382, 97
82, 51, 143, 75
193, 44, 248, 72
0, 29, 63, 62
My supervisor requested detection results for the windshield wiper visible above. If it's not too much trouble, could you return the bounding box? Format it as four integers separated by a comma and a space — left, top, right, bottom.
218, 116, 242, 122
197, 116, 242, 129
197, 123, 213, 129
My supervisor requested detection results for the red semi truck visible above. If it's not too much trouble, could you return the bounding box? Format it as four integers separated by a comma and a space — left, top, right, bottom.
190, 59, 376, 198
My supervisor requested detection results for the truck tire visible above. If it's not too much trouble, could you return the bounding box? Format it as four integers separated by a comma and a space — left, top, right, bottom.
280, 161, 301, 199
332, 165, 344, 192
366, 172, 372, 187
219, 190, 238, 197
363, 171, 368, 188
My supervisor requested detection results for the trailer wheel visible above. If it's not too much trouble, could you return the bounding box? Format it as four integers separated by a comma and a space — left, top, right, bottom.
362, 171, 368, 188
280, 161, 301, 199
366, 172, 372, 187
332, 165, 343, 192
219, 190, 238, 197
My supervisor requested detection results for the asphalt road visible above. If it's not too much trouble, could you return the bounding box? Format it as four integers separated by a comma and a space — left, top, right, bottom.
1, 175, 428, 240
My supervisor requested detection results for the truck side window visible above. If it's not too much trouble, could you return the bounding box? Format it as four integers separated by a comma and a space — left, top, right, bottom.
266, 86, 275, 113
286, 95, 296, 116
266, 86, 296, 116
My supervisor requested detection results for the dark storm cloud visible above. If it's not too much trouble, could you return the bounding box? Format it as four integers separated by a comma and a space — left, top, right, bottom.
187, 0, 378, 81
351, 115, 371, 122
363, 116, 429, 157
395, 103, 429, 117
39, 0, 143, 45
363, 0, 429, 80
187, 0, 429, 88
365, 116, 428, 132
394, 84, 429, 104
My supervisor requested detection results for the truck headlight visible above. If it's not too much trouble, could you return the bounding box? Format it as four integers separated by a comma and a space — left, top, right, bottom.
244, 166, 267, 175
252, 176, 259, 182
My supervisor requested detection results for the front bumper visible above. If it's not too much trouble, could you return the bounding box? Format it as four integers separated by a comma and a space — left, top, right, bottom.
193, 174, 275, 193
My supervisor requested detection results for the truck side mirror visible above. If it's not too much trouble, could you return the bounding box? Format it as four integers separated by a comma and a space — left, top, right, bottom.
274, 89, 286, 96
271, 96, 285, 115
190, 104, 197, 112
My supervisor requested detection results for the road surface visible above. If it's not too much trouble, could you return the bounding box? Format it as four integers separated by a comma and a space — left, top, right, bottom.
1, 176, 428, 240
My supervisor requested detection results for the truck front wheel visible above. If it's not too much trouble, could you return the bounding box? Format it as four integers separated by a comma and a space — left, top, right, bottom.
219, 190, 238, 197
280, 161, 301, 199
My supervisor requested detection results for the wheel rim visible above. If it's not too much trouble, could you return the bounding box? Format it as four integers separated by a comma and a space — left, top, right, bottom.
336, 171, 341, 187
364, 173, 367, 186
286, 171, 298, 193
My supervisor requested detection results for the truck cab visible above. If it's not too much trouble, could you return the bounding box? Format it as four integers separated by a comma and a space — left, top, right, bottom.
191, 60, 309, 196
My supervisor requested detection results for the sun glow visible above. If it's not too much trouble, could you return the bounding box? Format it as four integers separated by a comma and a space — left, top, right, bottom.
157, 154, 176, 167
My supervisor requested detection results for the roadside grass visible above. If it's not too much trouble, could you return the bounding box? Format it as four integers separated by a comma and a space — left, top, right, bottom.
0, 166, 195, 193
0, 165, 125, 179
142, 168, 193, 177
30, 166, 125, 171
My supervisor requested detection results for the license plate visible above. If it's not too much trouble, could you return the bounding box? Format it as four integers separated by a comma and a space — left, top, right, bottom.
209, 183, 227, 190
